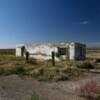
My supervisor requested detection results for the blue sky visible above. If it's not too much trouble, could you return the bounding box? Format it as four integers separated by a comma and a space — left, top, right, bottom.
0, 0, 100, 48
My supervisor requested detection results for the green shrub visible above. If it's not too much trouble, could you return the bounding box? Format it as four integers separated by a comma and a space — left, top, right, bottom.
28, 68, 44, 77
53, 73, 68, 81
28, 67, 64, 81
64, 67, 83, 79
0, 67, 5, 75
28, 58, 38, 65
31, 92, 39, 100
77, 61, 94, 69
96, 96, 100, 100
36, 67, 69, 81
14, 64, 25, 75
38, 67, 59, 81
28, 66, 83, 81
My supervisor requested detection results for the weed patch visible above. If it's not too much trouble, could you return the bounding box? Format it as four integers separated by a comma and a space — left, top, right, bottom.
77, 80, 100, 100
77, 61, 95, 69
14, 64, 25, 75
31, 92, 39, 100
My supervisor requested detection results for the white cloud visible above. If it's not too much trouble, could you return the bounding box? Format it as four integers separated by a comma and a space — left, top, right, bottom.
80, 21, 88, 25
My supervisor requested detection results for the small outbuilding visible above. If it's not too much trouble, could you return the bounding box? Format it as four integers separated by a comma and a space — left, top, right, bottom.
16, 42, 86, 61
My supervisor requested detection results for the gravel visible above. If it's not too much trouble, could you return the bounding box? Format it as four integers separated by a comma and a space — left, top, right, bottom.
0, 73, 99, 100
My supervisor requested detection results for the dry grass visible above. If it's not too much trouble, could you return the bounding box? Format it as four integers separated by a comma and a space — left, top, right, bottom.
0, 55, 85, 81
87, 49, 100, 58
0, 48, 99, 81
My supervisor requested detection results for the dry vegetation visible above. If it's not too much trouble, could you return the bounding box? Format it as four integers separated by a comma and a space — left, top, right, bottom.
0, 49, 99, 82
78, 80, 100, 100
0, 55, 85, 81
0, 49, 99, 100
87, 48, 100, 58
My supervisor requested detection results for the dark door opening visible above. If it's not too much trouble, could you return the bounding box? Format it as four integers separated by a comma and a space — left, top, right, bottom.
21, 46, 25, 57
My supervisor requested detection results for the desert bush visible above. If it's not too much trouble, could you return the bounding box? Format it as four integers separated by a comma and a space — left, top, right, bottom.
2, 67, 15, 75
38, 67, 60, 81
28, 67, 44, 77
31, 92, 39, 100
66, 61, 76, 67
0, 67, 14, 75
27, 66, 84, 81
78, 80, 100, 100
53, 73, 68, 81
77, 61, 95, 69
43, 68, 68, 81
62, 67, 83, 79
14, 64, 25, 75
27, 58, 38, 65
0, 67, 5, 75
28, 67, 68, 81
0, 67, 15, 75
96, 96, 100, 100
95, 64, 100, 69
0, 55, 84, 81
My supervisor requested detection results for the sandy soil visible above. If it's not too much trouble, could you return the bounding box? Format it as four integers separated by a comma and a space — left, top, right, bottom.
0, 73, 99, 100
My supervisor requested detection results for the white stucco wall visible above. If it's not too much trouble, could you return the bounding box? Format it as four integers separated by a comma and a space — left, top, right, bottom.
16, 42, 86, 61
25, 44, 58, 60
69, 43, 75, 60
25, 44, 57, 56
16, 44, 25, 56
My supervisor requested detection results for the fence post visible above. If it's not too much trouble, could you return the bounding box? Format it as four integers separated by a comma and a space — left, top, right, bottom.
52, 51, 55, 66
26, 51, 29, 63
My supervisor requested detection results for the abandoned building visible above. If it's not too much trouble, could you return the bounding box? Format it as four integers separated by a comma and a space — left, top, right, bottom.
16, 42, 86, 61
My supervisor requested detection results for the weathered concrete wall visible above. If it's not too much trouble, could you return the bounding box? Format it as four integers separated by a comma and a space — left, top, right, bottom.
16, 42, 86, 61
25, 44, 58, 60
69, 43, 75, 60
16, 44, 25, 57
25, 44, 57, 56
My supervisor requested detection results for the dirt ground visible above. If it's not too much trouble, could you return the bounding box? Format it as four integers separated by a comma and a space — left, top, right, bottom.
0, 73, 99, 100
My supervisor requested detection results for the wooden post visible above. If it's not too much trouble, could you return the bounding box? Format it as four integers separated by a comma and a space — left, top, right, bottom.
26, 51, 29, 63
52, 51, 55, 66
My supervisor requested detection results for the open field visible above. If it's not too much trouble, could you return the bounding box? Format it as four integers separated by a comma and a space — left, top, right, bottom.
0, 49, 15, 55
86, 48, 100, 58
0, 48, 100, 57
0, 74, 99, 100
0, 49, 99, 100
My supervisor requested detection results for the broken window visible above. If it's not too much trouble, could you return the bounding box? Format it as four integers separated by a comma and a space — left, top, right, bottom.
58, 47, 67, 56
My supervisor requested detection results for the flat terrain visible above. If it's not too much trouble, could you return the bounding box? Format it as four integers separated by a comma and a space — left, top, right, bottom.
0, 73, 99, 100
86, 48, 100, 58
0, 49, 99, 100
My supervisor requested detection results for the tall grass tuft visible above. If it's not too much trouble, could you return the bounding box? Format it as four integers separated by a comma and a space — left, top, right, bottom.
31, 92, 39, 100
77, 61, 94, 69
14, 64, 25, 75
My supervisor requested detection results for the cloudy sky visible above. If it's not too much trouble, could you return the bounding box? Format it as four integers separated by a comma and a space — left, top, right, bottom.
0, 0, 100, 48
